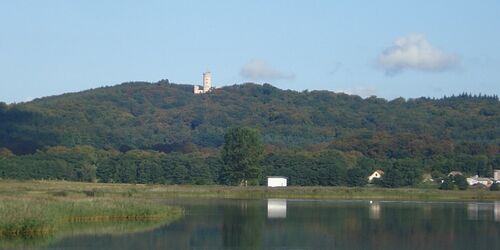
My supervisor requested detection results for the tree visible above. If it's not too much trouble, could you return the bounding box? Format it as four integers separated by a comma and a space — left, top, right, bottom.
346, 168, 367, 187
222, 127, 264, 186
382, 159, 422, 188
439, 177, 455, 190
454, 175, 468, 190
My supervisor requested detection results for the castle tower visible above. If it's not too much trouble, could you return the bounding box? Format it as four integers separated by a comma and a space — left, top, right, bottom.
193, 72, 213, 94
203, 72, 212, 92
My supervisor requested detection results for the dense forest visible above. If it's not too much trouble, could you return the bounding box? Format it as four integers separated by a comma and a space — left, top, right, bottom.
0, 80, 499, 186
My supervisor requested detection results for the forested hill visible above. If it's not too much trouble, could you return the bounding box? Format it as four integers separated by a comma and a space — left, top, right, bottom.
0, 80, 499, 155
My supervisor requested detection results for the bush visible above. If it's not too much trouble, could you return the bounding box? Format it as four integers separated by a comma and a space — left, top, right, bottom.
454, 175, 468, 190
439, 178, 455, 190
490, 183, 500, 191
346, 168, 367, 187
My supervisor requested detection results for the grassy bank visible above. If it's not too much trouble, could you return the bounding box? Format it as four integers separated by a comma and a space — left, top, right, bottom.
0, 197, 182, 237
1, 180, 500, 202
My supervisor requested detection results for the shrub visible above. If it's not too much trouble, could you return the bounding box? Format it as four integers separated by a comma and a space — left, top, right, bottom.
454, 175, 468, 190
439, 178, 455, 190
490, 183, 500, 191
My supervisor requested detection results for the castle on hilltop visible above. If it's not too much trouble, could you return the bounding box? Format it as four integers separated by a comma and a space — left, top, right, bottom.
193, 72, 213, 94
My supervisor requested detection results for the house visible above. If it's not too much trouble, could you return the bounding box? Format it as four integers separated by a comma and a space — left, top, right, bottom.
448, 171, 463, 177
368, 170, 384, 182
267, 176, 287, 187
494, 170, 500, 182
466, 175, 494, 187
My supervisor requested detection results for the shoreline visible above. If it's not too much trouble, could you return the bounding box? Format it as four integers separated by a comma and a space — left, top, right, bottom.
1, 180, 500, 202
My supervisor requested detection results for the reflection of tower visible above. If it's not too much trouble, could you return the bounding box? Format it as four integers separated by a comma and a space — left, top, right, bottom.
203, 72, 212, 92
267, 199, 287, 219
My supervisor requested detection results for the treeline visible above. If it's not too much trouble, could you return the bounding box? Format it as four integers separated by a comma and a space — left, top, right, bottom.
0, 81, 498, 187
0, 145, 497, 187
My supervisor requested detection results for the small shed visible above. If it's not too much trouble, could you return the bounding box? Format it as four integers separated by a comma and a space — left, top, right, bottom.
267, 176, 287, 187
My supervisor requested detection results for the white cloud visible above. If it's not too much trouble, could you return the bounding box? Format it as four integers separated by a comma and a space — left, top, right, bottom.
377, 33, 460, 75
240, 60, 295, 81
338, 86, 377, 98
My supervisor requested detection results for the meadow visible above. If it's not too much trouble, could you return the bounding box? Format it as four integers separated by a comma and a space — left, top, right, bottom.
2, 179, 500, 202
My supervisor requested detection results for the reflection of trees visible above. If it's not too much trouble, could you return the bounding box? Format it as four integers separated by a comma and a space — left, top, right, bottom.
222, 200, 264, 249
41, 201, 500, 249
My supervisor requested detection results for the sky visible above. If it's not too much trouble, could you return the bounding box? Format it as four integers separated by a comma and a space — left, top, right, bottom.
1, 0, 499, 103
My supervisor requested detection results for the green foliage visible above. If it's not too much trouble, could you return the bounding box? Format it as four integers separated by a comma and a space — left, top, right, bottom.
454, 175, 469, 190
346, 168, 367, 187
0, 82, 497, 156
490, 183, 500, 191
0, 82, 499, 187
439, 177, 455, 190
381, 159, 422, 188
0, 146, 219, 185
221, 127, 264, 185
439, 174, 468, 191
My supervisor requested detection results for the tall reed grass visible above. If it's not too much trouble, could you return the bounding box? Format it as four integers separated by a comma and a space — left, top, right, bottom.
0, 198, 182, 237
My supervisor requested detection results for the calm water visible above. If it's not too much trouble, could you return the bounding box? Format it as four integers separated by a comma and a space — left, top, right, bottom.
43, 199, 500, 250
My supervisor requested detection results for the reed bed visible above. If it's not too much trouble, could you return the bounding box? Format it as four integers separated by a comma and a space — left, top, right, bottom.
0, 198, 182, 237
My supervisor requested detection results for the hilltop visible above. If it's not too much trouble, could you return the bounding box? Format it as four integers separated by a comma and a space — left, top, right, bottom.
0, 80, 498, 156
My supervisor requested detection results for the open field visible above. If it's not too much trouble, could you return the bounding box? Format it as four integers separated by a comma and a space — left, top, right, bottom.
1, 180, 500, 202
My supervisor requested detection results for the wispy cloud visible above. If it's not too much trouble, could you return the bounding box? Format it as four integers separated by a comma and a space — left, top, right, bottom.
240, 60, 295, 81
338, 86, 377, 98
377, 33, 460, 75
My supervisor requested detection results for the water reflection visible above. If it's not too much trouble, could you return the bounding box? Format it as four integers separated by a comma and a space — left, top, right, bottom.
267, 199, 287, 219
466, 202, 500, 221
467, 203, 479, 220
369, 202, 381, 220
42, 200, 500, 250
495, 202, 500, 222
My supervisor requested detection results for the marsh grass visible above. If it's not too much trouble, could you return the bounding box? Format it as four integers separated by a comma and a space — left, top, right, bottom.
0, 197, 182, 237
0, 217, 179, 249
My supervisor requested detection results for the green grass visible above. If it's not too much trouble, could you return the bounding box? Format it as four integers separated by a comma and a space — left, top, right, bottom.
0, 197, 183, 237
1, 179, 500, 202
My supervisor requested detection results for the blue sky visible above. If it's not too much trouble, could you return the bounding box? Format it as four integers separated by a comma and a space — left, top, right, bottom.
1, 0, 499, 103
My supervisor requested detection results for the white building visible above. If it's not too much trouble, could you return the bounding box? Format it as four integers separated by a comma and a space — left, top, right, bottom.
368, 170, 384, 182
494, 170, 500, 182
193, 72, 212, 94
267, 176, 287, 187
466, 175, 494, 187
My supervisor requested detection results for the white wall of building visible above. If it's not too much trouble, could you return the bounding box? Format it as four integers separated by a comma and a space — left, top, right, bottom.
494, 170, 500, 181
267, 177, 287, 187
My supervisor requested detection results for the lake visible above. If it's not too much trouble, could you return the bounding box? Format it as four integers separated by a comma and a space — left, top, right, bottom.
41, 199, 500, 249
